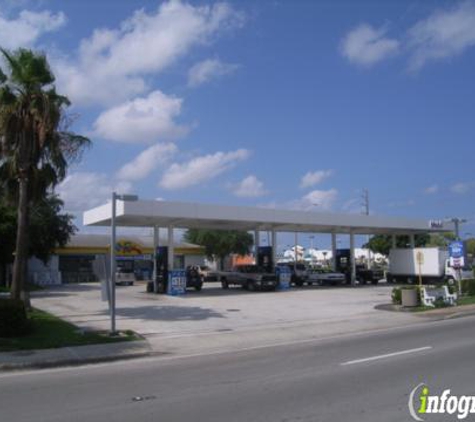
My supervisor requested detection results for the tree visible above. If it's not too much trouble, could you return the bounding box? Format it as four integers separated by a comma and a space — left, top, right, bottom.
426, 232, 456, 248
0, 48, 90, 300
0, 189, 16, 285
28, 194, 76, 264
465, 238, 475, 258
364, 234, 430, 256
184, 229, 254, 269
0, 193, 76, 286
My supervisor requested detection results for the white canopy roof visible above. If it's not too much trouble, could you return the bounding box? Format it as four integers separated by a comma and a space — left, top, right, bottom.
83, 199, 446, 236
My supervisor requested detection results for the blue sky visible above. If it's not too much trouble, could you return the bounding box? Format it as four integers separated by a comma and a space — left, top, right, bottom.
1, 0, 475, 247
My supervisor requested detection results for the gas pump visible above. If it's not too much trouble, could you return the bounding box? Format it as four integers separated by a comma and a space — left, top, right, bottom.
155, 246, 168, 294
257, 246, 273, 273
335, 249, 351, 283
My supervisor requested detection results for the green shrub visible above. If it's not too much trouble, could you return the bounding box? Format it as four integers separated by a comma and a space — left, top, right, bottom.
392, 287, 402, 305
461, 279, 475, 296
0, 299, 30, 337
433, 297, 449, 308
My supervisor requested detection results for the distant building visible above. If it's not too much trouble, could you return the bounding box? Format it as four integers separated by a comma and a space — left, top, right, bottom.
28, 233, 205, 286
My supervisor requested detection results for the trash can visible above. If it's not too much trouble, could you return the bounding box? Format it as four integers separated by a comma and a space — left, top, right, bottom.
146, 281, 154, 293
401, 288, 418, 307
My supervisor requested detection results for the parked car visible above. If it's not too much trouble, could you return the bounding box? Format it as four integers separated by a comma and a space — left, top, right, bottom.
307, 268, 346, 286
219, 265, 278, 291
186, 266, 203, 291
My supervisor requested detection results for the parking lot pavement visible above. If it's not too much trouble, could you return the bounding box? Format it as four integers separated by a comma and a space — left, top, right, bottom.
32, 282, 420, 356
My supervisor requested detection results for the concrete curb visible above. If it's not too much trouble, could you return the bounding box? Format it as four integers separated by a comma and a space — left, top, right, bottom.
0, 340, 154, 372
375, 303, 475, 321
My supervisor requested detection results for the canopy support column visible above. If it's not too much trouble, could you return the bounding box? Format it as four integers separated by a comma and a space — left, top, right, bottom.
331, 232, 337, 271
254, 230, 260, 262
409, 234, 415, 248
350, 231, 356, 286
152, 225, 159, 292
272, 229, 277, 267
167, 225, 174, 271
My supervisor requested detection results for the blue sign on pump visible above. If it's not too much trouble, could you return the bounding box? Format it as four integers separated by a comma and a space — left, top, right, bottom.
276, 266, 291, 290
167, 269, 187, 296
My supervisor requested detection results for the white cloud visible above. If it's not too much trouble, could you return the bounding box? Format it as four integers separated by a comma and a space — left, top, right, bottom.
160, 149, 250, 190
451, 181, 475, 194
54, 0, 245, 106
93, 90, 188, 143
0, 10, 66, 50
340, 23, 399, 66
232, 175, 268, 198
424, 184, 439, 194
117, 143, 178, 181
407, 1, 475, 71
188, 58, 239, 87
300, 189, 338, 211
56, 172, 133, 213
300, 169, 333, 189
291, 189, 338, 211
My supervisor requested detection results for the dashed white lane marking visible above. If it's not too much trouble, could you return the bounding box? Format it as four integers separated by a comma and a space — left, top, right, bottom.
341, 346, 433, 366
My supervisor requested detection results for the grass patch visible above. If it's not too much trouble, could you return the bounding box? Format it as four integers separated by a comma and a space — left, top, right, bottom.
0, 308, 139, 352
456, 296, 475, 306
403, 295, 475, 312
0, 283, 44, 294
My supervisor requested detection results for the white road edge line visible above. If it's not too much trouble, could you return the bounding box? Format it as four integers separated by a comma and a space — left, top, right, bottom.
341, 346, 433, 366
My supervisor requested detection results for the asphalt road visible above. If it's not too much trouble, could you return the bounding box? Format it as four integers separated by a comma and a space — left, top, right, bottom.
1, 316, 475, 422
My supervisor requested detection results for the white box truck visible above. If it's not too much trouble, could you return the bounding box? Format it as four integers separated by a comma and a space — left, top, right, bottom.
387, 247, 473, 284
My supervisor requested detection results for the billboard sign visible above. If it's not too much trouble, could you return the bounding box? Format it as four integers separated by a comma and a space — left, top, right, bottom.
449, 241, 466, 269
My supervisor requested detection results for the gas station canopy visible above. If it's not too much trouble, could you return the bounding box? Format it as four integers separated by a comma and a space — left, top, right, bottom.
83, 199, 446, 235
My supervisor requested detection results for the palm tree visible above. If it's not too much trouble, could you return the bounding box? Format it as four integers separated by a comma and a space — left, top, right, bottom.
0, 48, 90, 301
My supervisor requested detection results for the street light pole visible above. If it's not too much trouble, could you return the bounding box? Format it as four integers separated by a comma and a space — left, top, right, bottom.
110, 192, 117, 335
109, 192, 138, 336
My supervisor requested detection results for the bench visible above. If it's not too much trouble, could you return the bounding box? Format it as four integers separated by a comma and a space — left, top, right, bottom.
421, 286, 457, 307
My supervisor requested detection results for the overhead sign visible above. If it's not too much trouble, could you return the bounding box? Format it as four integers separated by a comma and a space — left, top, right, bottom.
115, 239, 143, 256
449, 241, 466, 269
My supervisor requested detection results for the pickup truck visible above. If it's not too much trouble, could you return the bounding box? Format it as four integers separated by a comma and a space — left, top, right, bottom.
219, 265, 278, 291
307, 268, 346, 286
115, 269, 136, 286
355, 265, 385, 285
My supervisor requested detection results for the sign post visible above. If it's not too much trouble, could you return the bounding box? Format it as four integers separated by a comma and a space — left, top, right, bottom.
449, 241, 466, 296
416, 251, 424, 287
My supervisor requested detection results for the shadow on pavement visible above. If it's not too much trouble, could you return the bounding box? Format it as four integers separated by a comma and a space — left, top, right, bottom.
103, 305, 225, 321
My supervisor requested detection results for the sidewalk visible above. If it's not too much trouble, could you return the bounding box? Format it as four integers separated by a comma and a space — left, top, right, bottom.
415, 304, 475, 320
0, 339, 153, 371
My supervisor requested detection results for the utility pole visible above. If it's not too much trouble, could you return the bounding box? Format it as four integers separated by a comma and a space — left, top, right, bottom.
361, 188, 369, 216
446, 217, 467, 240
361, 189, 371, 268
